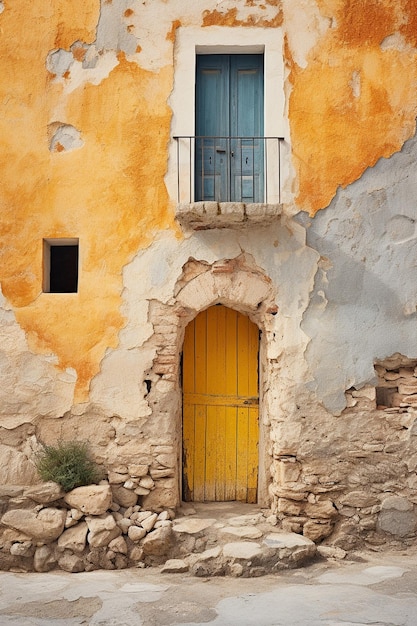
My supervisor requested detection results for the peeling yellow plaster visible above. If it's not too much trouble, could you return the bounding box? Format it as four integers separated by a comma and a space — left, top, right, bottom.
202, 6, 283, 27
3, 0, 417, 405
288, 0, 417, 215
0, 5, 174, 402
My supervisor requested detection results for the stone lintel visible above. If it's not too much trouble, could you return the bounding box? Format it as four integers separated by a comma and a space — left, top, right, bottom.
175, 202, 282, 230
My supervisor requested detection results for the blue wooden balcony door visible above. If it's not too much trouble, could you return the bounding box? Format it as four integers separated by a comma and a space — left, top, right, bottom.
195, 54, 264, 203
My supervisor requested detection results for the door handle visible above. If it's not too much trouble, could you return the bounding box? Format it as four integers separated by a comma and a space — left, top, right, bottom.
216, 147, 226, 153
243, 397, 258, 405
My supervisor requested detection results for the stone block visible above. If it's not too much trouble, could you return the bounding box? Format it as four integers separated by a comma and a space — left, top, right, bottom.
10, 541, 34, 557
222, 541, 263, 559
23, 482, 64, 504
65, 508, 84, 528
128, 464, 149, 478
154, 520, 172, 529
155, 453, 175, 468
228, 513, 264, 526
150, 468, 174, 479
108, 536, 128, 554
303, 520, 333, 542
128, 525, 147, 542
34, 545, 56, 572
317, 546, 346, 560
377, 496, 416, 536
134, 486, 150, 496
378, 509, 416, 537
161, 559, 189, 573
58, 553, 85, 573
273, 460, 302, 484
403, 395, 417, 404
114, 554, 129, 570
220, 526, 263, 539
263, 533, 314, 549
381, 496, 413, 512
111, 485, 138, 508
351, 386, 376, 400
141, 487, 177, 510
129, 546, 144, 562
399, 384, 417, 394
108, 472, 129, 484
141, 513, 158, 532
359, 517, 376, 530
0, 445, 39, 485
139, 476, 155, 490
86, 514, 122, 548
1, 507, 66, 542
64, 485, 112, 516
278, 498, 303, 516
339, 491, 379, 508
0, 486, 24, 499
339, 506, 356, 517
272, 486, 307, 501
142, 526, 173, 556
1, 528, 32, 542
123, 480, 136, 490
58, 522, 88, 553
117, 518, 133, 534
173, 518, 216, 534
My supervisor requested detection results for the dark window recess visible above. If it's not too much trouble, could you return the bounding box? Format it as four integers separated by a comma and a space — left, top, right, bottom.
376, 387, 398, 409
50, 245, 79, 293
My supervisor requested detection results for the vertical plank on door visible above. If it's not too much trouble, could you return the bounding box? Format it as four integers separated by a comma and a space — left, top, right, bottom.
225, 308, 238, 499
205, 307, 217, 500
194, 311, 207, 501
247, 315, 259, 503
182, 318, 195, 501
215, 306, 227, 500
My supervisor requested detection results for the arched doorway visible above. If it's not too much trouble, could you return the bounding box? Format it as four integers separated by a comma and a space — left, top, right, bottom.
182, 304, 259, 503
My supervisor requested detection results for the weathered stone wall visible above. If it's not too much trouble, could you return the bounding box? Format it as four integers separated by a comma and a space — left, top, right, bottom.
0, 482, 176, 572
270, 380, 417, 548
1, 0, 417, 570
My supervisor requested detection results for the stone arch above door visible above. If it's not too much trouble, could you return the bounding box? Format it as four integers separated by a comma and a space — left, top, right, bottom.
143, 254, 278, 509
174, 255, 277, 320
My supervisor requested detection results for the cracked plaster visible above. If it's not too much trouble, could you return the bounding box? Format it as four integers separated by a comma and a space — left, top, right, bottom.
0, 292, 75, 428
298, 126, 417, 414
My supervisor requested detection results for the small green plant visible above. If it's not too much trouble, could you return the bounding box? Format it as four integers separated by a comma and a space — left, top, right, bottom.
35, 440, 102, 492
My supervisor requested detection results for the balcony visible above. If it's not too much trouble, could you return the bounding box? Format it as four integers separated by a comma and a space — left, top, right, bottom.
173, 136, 284, 230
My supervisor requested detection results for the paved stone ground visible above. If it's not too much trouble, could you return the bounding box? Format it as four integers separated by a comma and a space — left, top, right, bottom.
1, 549, 417, 625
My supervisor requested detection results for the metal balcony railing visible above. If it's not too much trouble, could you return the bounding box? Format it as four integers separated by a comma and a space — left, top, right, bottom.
173, 136, 284, 205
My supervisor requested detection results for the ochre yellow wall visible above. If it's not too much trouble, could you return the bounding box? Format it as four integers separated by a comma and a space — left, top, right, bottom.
289, 0, 417, 214
1, 0, 417, 402
0, 2, 174, 401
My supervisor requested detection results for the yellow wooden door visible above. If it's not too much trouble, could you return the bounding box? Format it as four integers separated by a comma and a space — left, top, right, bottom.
182, 305, 259, 503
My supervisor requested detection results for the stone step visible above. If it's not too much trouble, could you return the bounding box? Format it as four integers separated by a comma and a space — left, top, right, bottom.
166, 514, 316, 577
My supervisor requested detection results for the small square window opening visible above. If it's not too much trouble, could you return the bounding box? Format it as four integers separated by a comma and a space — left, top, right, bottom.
43, 239, 79, 293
